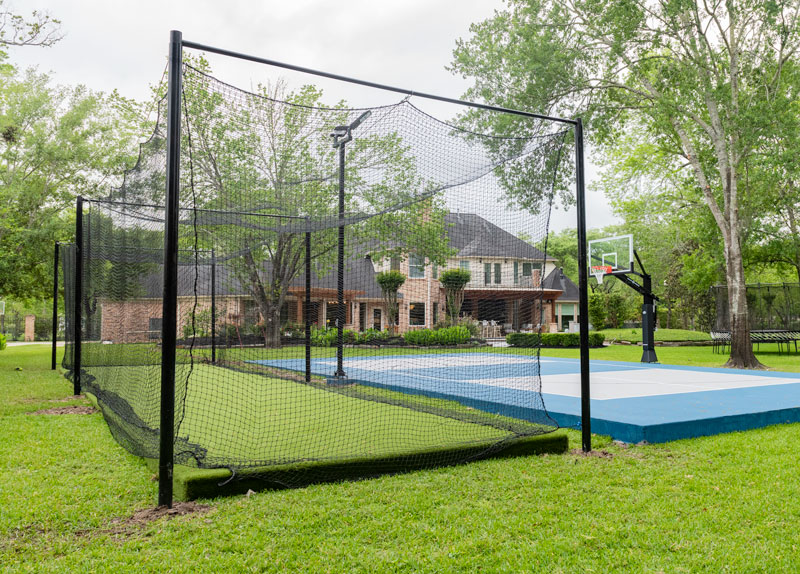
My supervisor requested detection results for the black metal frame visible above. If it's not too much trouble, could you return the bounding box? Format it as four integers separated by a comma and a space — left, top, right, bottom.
74, 198, 84, 396
52, 242, 59, 370
156, 30, 593, 507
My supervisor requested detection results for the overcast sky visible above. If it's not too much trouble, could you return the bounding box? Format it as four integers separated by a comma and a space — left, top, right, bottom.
10, 0, 617, 232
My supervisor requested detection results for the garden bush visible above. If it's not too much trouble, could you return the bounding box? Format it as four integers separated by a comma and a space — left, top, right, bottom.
506, 331, 605, 348
0, 333, 6, 351
404, 325, 471, 346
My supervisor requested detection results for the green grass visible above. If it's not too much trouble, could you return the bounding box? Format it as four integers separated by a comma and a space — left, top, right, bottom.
600, 328, 712, 343
5, 345, 800, 572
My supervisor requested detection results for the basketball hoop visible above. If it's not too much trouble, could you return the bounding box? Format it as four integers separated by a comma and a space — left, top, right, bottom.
590, 265, 613, 284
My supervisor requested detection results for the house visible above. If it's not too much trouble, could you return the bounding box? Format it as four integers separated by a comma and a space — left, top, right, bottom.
96, 213, 579, 343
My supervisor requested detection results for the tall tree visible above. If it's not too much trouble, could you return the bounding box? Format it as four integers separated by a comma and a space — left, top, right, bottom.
451, 0, 800, 368
177, 66, 450, 347
0, 67, 145, 301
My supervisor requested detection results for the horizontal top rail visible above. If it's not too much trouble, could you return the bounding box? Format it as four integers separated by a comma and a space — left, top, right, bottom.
180, 37, 578, 127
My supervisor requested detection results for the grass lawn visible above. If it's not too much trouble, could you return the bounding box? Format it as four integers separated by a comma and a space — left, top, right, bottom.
4, 345, 800, 572
600, 327, 711, 343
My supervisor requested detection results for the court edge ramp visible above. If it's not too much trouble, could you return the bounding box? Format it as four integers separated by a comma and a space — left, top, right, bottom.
145, 432, 568, 501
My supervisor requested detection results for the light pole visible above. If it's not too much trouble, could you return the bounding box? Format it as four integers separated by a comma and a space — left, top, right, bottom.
328, 110, 371, 384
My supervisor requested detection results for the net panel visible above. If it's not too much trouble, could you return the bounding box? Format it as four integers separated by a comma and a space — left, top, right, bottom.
713, 283, 800, 332
60, 242, 76, 380
66, 62, 574, 486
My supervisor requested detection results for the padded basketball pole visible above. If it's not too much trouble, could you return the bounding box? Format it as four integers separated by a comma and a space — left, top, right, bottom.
52, 241, 59, 370
158, 30, 183, 509
575, 118, 592, 453
74, 198, 83, 396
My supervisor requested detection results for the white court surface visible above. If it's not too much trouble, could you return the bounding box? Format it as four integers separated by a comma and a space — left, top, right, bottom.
538, 369, 800, 400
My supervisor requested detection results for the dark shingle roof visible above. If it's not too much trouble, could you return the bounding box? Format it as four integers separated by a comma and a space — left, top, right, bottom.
542, 268, 578, 301
139, 254, 383, 299
445, 213, 550, 260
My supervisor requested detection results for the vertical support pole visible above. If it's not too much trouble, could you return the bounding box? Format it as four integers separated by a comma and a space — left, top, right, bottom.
52, 242, 59, 370
74, 198, 84, 396
158, 29, 183, 509
641, 273, 658, 363
305, 229, 312, 383
210, 249, 216, 364
334, 142, 347, 380
574, 118, 591, 452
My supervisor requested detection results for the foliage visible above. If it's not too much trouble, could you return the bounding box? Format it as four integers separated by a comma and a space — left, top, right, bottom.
587, 291, 607, 331
376, 270, 406, 335
403, 325, 471, 346
451, 0, 800, 367
506, 332, 604, 348
439, 268, 471, 323
0, 64, 146, 301
0, 332, 5, 350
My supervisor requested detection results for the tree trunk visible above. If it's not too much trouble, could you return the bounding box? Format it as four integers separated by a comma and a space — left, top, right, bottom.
724, 238, 764, 369
263, 304, 281, 348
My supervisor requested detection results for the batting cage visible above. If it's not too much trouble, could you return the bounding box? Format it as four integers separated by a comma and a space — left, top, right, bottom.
61, 32, 591, 504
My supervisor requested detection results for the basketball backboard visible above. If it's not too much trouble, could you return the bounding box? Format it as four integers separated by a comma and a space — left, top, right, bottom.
588, 234, 633, 284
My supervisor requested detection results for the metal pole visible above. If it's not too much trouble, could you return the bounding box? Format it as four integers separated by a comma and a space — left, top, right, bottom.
52, 242, 59, 370
305, 230, 311, 383
210, 249, 216, 365
574, 118, 591, 452
158, 29, 183, 509
335, 142, 346, 379
74, 199, 83, 396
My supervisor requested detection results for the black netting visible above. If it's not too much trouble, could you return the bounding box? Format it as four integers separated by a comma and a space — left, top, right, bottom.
64, 62, 576, 487
60, 242, 76, 380
713, 283, 800, 332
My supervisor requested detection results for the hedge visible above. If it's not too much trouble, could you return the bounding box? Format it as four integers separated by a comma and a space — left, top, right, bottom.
404, 325, 471, 346
506, 332, 605, 348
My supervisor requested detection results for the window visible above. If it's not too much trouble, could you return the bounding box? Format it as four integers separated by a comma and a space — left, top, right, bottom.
409, 302, 425, 326
390, 256, 400, 271
522, 262, 533, 277
460, 260, 470, 271
432, 263, 438, 279
514, 261, 519, 284
494, 263, 502, 284
484, 263, 491, 285
409, 254, 425, 278
433, 302, 439, 325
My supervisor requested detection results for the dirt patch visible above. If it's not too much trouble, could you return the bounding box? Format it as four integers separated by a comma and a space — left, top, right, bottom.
26, 405, 97, 415
76, 502, 213, 540
21, 395, 86, 404
125, 502, 212, 525
570, 448, 614, 459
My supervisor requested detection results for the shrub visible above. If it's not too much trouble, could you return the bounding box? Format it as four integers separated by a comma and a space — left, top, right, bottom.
506, 331, 605, 348
404, 325, 471, 346
0, 333, 6, 351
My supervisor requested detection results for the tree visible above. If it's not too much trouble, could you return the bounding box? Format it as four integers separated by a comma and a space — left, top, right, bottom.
0, 1, 61, 48
451, 0, 800, 368
176, 65, 451, 347
376, 270, 406, 335
0, 66, 145, 301
439, 268, 471, 324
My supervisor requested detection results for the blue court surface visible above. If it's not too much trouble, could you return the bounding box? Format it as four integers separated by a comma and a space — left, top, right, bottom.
250, 353, 800, 443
